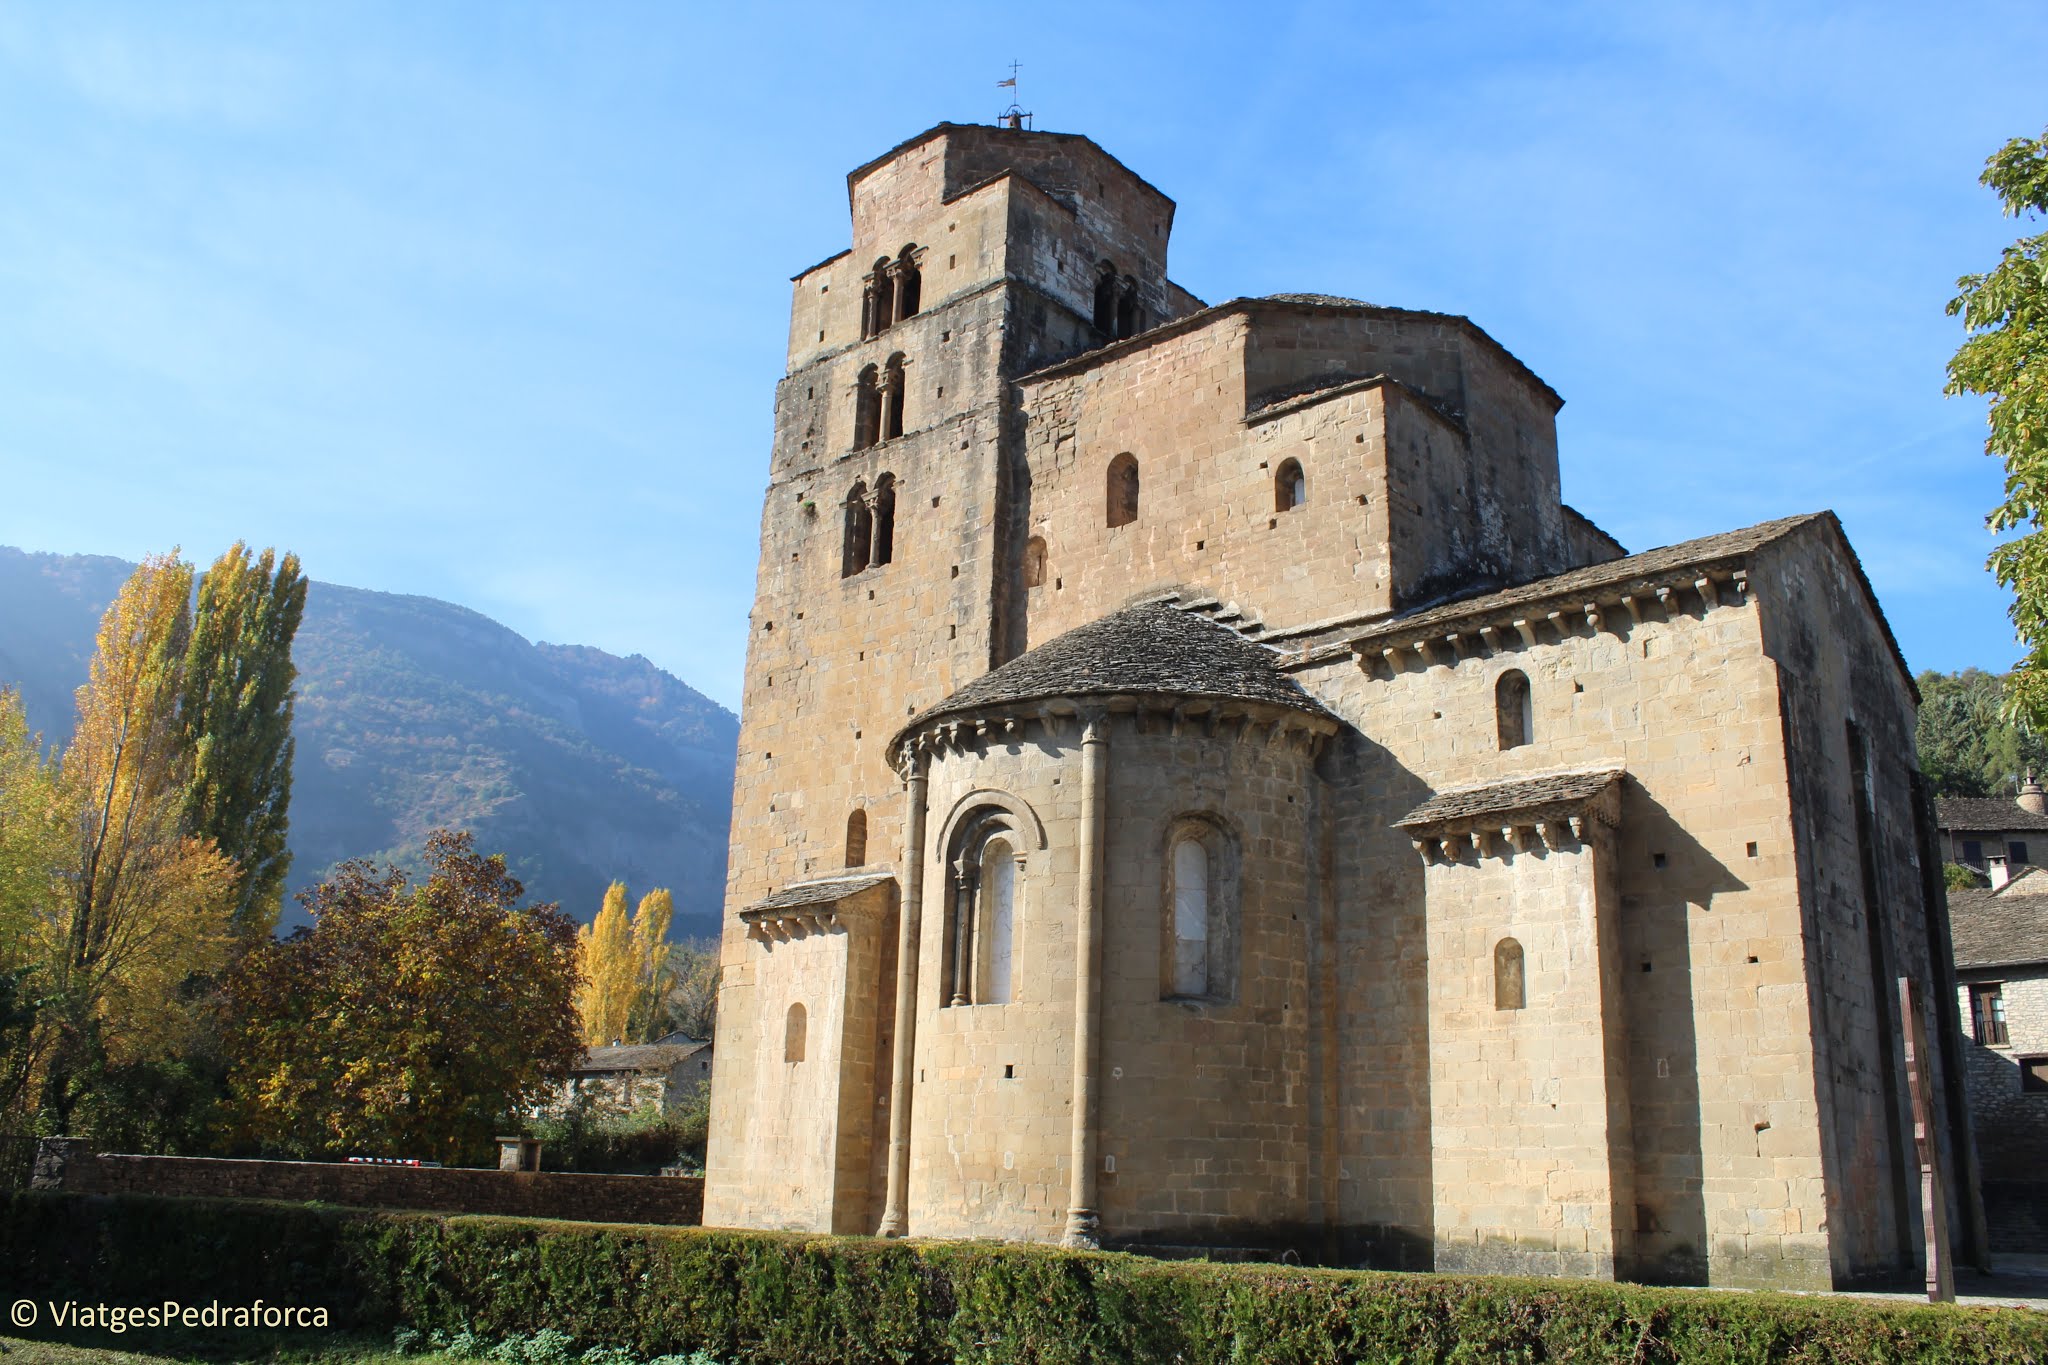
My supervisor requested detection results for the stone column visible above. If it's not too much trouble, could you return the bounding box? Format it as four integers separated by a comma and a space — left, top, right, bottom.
1063, 711, 1108, 1247
878, 748, 929, 1236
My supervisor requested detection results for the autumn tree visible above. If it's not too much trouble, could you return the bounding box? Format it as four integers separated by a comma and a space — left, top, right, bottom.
35, 554, 237, 1130
0, 690, 61, 1116
225, 830, 581, 1163
179, 544, 307, 939
627, 887, 674, 1041
1951, 129, 2048, 722
575, 882, 637, 1047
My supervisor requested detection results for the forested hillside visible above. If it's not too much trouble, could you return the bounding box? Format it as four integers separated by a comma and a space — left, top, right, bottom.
0, 546, 737, 933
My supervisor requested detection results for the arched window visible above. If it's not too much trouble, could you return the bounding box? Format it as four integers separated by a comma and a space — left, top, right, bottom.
1023, 536, 1048, 589
882, 353, 906, 441
1116, 275, 1140, 339
872, 474, 896, 567
946, 806, 1028, 1007
1496, 670, 1532, 750
842, 481, 873, 578
1494, 939, 1525, 1011
1161, 816, 1240, 1000
979, 838, 1016, 1005
1092, 262, 1118, 335
853, 366, 880, 451
894, 244, 922, 320
1169, 838, 1209, 998
845, 808, 867, 867
1106, 453, 1140, 528
1275, 459, 1306, 512
784, 1003, 807, 1062
869, 257, 895, 334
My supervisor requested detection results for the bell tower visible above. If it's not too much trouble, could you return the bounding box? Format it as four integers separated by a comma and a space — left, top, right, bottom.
703, 122, 1199, 1233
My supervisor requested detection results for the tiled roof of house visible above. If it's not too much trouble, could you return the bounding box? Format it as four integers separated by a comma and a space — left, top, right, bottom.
1396, 769, 1623, 830
897, 600, 1333, 739
1950, 868, 2048, 969
573, 1039, 710, 1076
1936, 797, 2048, 833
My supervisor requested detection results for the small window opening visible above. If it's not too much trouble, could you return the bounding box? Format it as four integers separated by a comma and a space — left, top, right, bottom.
845, 808, 868, 867
1974, 983, 2010, 1047
867, 257, 894, 335
894, 244, 922, 320
1169, 837, 1210, 997
1106, 452, 1140, 528
1023, 536, 1048, 588
1496, 670, 1532, 750
1092, 262, 1118, 334
882, 354, 906, 440
1275, 459, 1306, 512
1494, 938, 1525, 1010
1115, 275, 1140, 339
872, 474, 896, 566
784, 1003, 807, 1063
853, 366, 881, 451
842, 480, 873, 578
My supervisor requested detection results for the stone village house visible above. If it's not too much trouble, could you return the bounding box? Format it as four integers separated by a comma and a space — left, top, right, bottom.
700, 121, 1976, 1290
547, 1036, 713, 1119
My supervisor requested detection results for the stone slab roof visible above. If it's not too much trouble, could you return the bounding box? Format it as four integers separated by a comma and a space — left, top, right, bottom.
573, 1039, 710, 1075
1951, 869, 2048, 969
1349, 515, 1822, 648
742, 871, 895, 915
1263, 292, 1371, 307
1937, 797, 2048, 833
1396, 769, 1622, 830
898, 600, 1333, 739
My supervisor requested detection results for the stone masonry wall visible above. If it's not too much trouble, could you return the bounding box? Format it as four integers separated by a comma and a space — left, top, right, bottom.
1751, 526, 1948, 1286
1292, 568, 1835, 1288
36, 1144, 703, 1225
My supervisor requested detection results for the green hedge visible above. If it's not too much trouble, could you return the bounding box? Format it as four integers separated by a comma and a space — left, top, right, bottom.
6, 1191, 2048, 1364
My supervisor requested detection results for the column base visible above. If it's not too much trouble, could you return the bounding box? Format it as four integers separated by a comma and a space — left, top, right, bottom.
1061, 1208, 1100, 1249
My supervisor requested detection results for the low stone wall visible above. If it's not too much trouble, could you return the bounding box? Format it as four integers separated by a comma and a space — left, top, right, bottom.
1982, 1179, 2048, 1253
31, 1141, 702, 1226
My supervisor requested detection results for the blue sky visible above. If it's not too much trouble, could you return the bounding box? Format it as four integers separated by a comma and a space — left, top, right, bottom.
0, 2, 2041, 711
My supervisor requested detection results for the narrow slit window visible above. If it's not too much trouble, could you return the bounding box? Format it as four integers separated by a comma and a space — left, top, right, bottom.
845, 808, 868, 867
1170, 837, 1209, 997
1023, 536, 1048, 588
882, 354, 906, 441
1106, 453, 1140, 529
1496, 670, 1532, 750
1275, 458, 1306, 512
1494, 938, 1526, 1011
784, 1003, 807, 1063
853, 366, 880, 452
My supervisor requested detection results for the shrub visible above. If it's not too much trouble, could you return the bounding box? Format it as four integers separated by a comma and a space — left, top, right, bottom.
1947, 861, 1989, 890
7, 1191, 2048, 1364
526, 1098, 703, 1175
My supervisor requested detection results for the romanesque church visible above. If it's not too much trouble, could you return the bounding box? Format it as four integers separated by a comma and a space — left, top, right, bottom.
701, 121, 1971, 1290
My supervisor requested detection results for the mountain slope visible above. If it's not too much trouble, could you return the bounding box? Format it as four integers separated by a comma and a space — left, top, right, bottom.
0, 547, 737, 934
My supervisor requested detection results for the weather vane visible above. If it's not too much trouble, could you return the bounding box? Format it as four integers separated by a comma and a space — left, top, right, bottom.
997, 60, 1032, 130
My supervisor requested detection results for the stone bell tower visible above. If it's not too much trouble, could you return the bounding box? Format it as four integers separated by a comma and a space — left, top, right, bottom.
703, 123, 1204, 1232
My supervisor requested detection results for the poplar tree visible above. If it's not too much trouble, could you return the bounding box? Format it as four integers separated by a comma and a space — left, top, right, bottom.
629, 887, 674, 1042
37, 554, 236, 1129
1950, 129, 2048, 721
179, 544, 307, 939
575, 882, 637, 1047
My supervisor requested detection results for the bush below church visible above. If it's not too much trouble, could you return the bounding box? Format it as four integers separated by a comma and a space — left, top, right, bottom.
7, 1191, 2048, 1364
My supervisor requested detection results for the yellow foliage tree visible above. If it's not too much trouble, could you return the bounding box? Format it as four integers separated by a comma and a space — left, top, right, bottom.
629, 887, 673, 1040
575, 881, 637, 1047
33, 553, 237, 1128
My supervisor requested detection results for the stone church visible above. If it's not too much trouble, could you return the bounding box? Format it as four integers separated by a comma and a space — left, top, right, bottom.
701, 121, 1975, 1290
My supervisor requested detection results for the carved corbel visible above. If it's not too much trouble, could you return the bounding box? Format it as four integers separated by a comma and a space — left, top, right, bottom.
1655, 585, 1675, 614
1568, 815, 1589, 842
1413, 639, 1435, 667
1170, 704, 1187, 737
1693, 575, 1716, 611
1623, 594, 1646, 626
1583, 603, 1603, 632
1443, 634, 1464, 664
1513, 618, 1538, 648
1479, 625, 1501, 654
1382, 646, 1402, 677
1731, 568, 1750, 602
1546, 609, 1567, 639
1540, 821, 1569, 851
